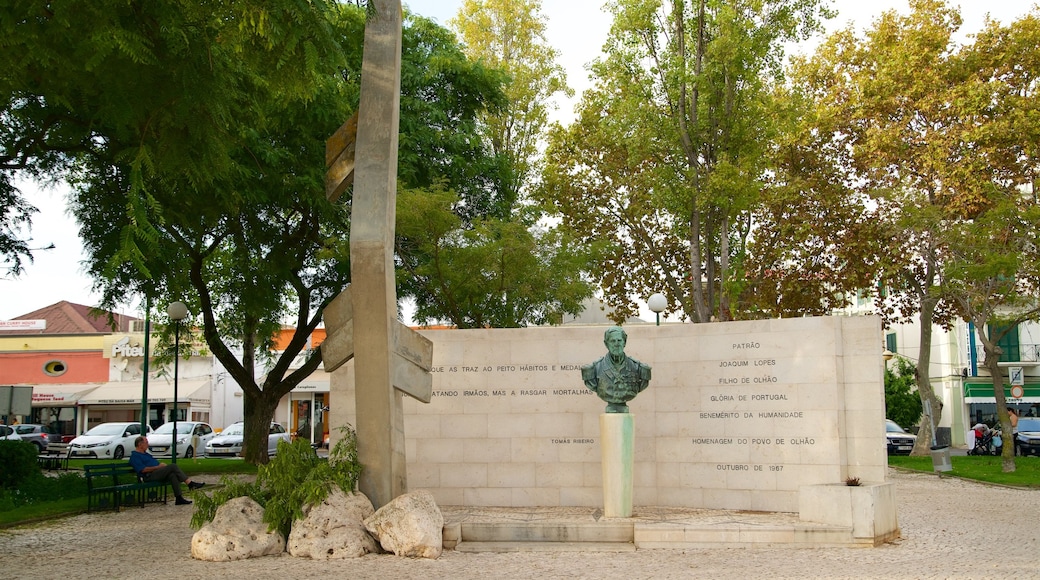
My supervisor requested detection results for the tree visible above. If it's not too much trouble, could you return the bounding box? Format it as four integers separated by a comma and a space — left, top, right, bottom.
450, 0, 571, 210
788, 0, 977, 456
885, 357, 924, 431
393, 2, 595, 327
790, 1, 1040, 459
0, 0, 343, 280
396, 185, 594, 328
537, 0, 831, 323
941, 196, 1040, 472
63, 6, 511, 462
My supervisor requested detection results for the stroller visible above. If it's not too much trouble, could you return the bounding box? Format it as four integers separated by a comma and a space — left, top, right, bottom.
969, 424, 1002, 456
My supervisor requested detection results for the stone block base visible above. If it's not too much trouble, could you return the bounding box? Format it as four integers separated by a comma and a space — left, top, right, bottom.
798, 482, 899, 545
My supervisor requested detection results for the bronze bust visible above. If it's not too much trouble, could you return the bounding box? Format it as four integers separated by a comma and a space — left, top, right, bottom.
581, 326, 651, 413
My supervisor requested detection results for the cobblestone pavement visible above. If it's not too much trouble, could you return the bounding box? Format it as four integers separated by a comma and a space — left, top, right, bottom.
1, 468, 1036, 579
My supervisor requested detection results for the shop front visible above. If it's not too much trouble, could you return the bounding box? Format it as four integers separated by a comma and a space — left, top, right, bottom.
964, 381, 1040, 426
30, 383, 101, 440
285, 374, 329, 448
73, 379, 211, 434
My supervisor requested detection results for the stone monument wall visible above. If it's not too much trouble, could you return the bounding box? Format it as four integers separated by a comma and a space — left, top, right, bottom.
330, 316, 886, 512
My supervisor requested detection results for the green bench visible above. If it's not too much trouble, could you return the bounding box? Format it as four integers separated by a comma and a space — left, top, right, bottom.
84, 463, 169, 512
37, 442, 71, 471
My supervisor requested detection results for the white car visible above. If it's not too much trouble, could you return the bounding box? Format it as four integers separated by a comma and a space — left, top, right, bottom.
0, 425, 22, 441
205, 421, 290, 457
69, 422, 151, 460
147, 421, 216, 458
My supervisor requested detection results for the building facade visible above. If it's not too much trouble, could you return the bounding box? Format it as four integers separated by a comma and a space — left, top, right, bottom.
1, 301, 241, 436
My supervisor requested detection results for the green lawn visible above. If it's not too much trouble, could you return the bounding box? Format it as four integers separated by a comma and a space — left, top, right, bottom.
0, 458, 258, 528
886, 454, 1040, 488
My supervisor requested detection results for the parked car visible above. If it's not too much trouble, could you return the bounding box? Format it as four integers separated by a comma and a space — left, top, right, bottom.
1014, 417, 1040, 457
886, 419, 917, 455
147, 421, 216, 458
12, 423, 57, 452
205, 422, 290, 457
69, 422, 152, 460
0, 424, 22, 441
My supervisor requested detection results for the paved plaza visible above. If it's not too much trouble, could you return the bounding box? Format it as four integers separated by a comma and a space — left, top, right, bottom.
1, 468, 1036, 579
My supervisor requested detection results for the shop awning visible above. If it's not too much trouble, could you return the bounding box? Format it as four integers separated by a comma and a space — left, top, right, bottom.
964, 381, 1040, 403
289, 372, 330, 393
76, 379, 211, 405
31, 383, 102, 406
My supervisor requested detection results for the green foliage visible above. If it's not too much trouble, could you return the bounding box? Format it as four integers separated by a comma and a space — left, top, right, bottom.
538, 0, 833, 323
885, 357, 924, 429
0, 441, 39, 489
191, 425, 363, 537
397, 185, 596, 328
0, 470, 88, 512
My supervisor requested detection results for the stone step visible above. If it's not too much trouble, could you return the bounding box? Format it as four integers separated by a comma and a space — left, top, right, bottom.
457, 521, 634, 543
454, 541, 636, 553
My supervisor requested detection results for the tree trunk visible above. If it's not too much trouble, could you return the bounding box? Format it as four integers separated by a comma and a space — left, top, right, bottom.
910, 294, 942, 456
976, 327, 1016, 473
242, 390, 280, 465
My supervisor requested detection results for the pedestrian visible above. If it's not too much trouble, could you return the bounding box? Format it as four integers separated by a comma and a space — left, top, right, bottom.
128, 435, 204, 505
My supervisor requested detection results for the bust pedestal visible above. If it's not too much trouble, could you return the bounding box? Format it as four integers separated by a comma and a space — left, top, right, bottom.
600, 413, 634, 517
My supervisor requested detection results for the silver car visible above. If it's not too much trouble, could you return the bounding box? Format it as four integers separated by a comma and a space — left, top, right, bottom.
13, 423, 58, 453
69, 422, 152, 460
205, 422, 290, 457
147, 421, 216, 458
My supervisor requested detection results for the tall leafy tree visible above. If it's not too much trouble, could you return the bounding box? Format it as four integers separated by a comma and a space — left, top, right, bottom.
394, 2, 595, 327
450, 0, 571, 209
538, 0, 831, 323
397, 184, 594, 328
789, 0, 1040, 457
0, 0, 342, 279
66, 6, 511, 462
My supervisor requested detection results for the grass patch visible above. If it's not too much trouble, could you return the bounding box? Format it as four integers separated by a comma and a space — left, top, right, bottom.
887, 455, 1040, 488
1, 459, 259, 528
0, 497, 85, 528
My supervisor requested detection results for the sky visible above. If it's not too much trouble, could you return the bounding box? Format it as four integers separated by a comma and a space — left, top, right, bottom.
2, 0, 1037, 321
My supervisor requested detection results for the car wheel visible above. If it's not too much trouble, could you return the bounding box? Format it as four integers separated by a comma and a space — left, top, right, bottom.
33, 441, 45, 453
114, 445, 124, 460
185, 446, 194, 459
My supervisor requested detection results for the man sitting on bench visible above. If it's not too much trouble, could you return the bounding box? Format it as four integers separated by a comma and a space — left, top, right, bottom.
128, 436, 205, 505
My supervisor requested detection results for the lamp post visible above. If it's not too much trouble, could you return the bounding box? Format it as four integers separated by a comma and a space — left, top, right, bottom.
167, 301, 189, 464
647, 293, 667, 327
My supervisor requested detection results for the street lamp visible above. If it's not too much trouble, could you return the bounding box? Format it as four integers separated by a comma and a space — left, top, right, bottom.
647, 293, 667, 326
167, 301, 189, 464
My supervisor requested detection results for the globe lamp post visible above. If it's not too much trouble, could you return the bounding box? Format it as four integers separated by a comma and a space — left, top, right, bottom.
647, 293, 667, 326
167, 301, 189, 464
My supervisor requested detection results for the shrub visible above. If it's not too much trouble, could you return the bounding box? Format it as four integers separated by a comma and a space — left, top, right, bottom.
0, 440, 39, 488
0, 470, 88, 511
191, 424, 363, 537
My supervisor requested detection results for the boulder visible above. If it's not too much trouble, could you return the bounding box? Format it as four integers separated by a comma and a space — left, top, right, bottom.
288, 488, 381, 559
191, 496, 285, 561
363, 489, 443, 559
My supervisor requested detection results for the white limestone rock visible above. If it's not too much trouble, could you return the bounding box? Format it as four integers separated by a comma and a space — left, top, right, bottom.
363, 489, 443, 559
287, 488, 380, 559
190, 496, 285, 561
